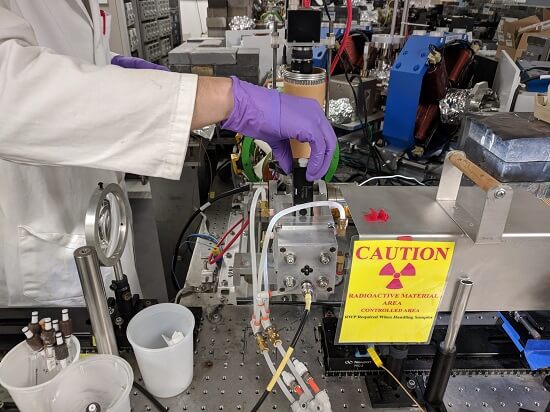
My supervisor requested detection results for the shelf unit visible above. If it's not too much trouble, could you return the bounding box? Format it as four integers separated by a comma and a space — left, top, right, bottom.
102, 0, 182, 65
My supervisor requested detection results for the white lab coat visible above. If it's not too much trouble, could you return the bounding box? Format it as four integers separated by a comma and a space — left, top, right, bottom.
0, 0, 198, 306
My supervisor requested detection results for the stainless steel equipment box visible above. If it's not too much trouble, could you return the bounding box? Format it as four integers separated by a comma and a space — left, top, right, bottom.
341, 151, 550, 312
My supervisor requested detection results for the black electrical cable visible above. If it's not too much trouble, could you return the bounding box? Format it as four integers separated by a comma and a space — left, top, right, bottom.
133, 381, 168, 411
340, 51, 383, 176
251, 390, 270, 412
290, 308, 309, 347
322, 0, 332, 22
345, 173, 365, 182
171, 184, 251, 291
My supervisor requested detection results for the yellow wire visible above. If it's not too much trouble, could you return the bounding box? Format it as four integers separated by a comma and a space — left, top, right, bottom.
265, 294, 311, 393
304, 293, 312, 311
381, 365, 425, 412
266, 347, 294, 392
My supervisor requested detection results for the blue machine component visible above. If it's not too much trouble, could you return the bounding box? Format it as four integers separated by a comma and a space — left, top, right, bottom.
500, 313, 550, 370
383, 34, 469, 149
383, 35, 446, 149
312, 27, 342, 69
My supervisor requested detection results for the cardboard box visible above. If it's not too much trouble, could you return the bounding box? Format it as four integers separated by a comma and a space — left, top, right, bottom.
496, 17, 516, 46
496, 44, 516, 59
500, 16, 540, 49
514, 30, 550, 60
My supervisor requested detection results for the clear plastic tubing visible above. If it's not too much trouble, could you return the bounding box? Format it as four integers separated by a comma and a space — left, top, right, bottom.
249, 187, 266, 321
275, 343, 313, 400
262, 351, 295, 403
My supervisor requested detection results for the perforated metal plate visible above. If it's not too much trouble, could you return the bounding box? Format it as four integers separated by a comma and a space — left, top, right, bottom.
127, 304, 550, 412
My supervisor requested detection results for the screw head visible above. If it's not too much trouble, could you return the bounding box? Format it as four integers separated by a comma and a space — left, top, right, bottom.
407, 379, 416, 389
495, 188, 506, 199
285, 253, 296, 265
317, 276, 329, 289
319, 253, 331, 265
284, 276, 296, 288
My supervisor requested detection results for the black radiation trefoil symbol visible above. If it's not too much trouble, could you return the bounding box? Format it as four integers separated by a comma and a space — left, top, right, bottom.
379, 263, 416, 289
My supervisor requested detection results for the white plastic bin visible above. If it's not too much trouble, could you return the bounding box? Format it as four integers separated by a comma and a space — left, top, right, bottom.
0, 336, 80, 412
126, 303, 195, 398
48, 355, 133, 412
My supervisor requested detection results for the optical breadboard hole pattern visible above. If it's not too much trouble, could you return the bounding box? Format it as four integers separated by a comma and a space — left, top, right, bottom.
126, 305, 549, 411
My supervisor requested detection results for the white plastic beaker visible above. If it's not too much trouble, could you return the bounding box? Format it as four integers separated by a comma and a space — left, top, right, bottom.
126, 303, 195, 398
0, 336, 80, 412
48, 355, 133, 412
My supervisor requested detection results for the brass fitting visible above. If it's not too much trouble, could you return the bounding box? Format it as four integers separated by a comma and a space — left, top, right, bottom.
255, 333, 269, 353
260, 200, 270, 218
336, 218, 348, 237
427, 49, 442, 65
336, 251, 345, 276
265, 326, 282, 346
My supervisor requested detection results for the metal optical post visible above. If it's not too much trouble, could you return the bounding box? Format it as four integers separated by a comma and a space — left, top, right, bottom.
325, 20, 334, 117
270, 20, 279, 90
74, 246, 119, 356
425, 278, 473, 408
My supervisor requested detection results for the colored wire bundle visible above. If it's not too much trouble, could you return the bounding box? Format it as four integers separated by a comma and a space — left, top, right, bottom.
171, 185, 251, 291
207, 217, 250, 265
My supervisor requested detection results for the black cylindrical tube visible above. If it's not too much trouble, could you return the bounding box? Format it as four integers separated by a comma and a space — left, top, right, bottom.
424, 344, 457, 405
293, 165, 313, 211
385, 345, 408, 387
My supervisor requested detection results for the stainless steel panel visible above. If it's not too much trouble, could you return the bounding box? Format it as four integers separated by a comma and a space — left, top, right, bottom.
341, 185, 550, 311
274, 224, 338, 298
341, 185, 463, 239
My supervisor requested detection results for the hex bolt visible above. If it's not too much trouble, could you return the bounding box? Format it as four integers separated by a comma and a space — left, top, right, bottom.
284, 276, 296, 288
319, 253, 331, 265
495, 188, 506, 199
317, 276, 329, 289
285, 253, 296, 265
114, 316, 124, 328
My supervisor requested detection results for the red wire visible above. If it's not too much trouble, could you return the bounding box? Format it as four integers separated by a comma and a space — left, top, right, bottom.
330, 0, 352, 75
208, 218, 250, 264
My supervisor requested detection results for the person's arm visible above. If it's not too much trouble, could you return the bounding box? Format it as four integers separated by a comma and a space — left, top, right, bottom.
191, 77, 234, 130
0, 6, 335, 181
0, 6, 196, 180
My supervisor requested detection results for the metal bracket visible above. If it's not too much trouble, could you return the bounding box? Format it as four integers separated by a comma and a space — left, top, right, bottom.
436, 151, 513, 244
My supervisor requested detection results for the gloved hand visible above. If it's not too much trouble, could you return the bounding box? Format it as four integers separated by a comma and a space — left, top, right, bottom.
221, 76, 336, 181
111, 55, 169, 71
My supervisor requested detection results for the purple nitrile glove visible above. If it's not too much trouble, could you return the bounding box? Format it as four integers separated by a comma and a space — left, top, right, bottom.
221, 76, 336, 181
111, 55, 169, 71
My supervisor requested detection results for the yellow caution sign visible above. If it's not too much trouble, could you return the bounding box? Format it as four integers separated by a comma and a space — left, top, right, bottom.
338, 239, 455, 344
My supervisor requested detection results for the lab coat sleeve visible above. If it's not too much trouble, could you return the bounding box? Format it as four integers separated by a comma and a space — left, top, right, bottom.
0, 6, 197, 180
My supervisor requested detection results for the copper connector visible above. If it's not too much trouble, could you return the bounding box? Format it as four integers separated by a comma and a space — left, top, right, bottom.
265, 326, 282, 346
336, 251, 345, 276
260, 200, 270, 218
255, 333, 269, 353
336, 218, 348, 237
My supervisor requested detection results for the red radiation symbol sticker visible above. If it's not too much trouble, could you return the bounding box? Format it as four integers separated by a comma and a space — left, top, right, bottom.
379, 263, 416, 289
